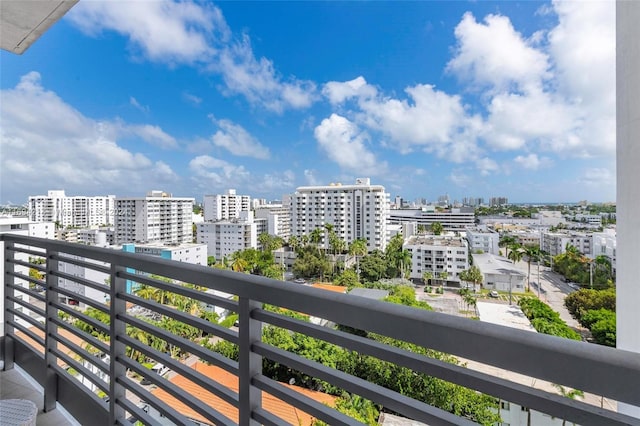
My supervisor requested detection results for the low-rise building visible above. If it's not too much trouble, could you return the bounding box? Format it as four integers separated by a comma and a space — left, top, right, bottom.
390, 206, 475, 232
121, 242, 207, 266
465, 227, 499, 255
542, 232, 592, 256
592, 229, 616, 273
511, 230, 541, 249
197, 211, 257, 260
404, 235, 469, 282
472, 253, 526, 292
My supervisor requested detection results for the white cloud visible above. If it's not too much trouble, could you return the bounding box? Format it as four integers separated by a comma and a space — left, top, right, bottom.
69, 1, 316, 112
483, 90, 579, 151
215, 35, 317, 112
188, 155, 293, 193
304, 169, 321, 186
447, 12, 550, 93
0, 72, 179, 200
130, 96, 149, 113
211, 119, 269, 159
475, 157, 499, 176
256, 170, 296, 193
547, 0, 616, 157
68, 1, 226, 64
322, 76, 377, 104
128, 124, 178, 149
514, 153, 552, 170
577, 167, 615, 187
354, 81, 483, 162
314, 114, 385, 176
188, 155, 250, 186
182, 92, 202, 105
448, 171, 472, 187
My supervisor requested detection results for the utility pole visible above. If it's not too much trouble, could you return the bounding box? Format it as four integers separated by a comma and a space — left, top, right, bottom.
589, 260, 593, 289
537, 259, 541, 298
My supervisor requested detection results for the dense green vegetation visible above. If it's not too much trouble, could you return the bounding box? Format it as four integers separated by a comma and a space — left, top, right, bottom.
553, 245, 614, 289
564, 288, 616, 346
518, 298, 581, 340
207, 285, 500, 425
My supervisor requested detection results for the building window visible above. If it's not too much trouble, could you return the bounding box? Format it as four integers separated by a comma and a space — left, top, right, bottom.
500, 401, 510, 410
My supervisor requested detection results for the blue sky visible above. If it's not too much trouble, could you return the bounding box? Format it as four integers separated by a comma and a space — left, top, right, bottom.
0, 1, 615, 204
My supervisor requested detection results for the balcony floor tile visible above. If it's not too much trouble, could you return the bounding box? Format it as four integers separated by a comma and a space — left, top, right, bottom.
0, 366, 80, 426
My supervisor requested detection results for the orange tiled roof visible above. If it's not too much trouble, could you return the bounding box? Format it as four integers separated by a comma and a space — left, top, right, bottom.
16, 325, 107, 368
151, 361, 337, 425
311, 283, 347, 293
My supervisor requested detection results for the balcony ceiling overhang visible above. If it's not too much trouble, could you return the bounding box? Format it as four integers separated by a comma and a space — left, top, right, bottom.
1, 0, 78, 54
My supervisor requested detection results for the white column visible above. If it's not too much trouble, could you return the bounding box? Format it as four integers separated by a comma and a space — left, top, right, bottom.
616, 0, 640, 418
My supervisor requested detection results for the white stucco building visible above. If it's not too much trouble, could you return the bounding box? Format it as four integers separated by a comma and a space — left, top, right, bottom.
290, 178, 389, 252
591, 229, 616, 276
541, 232, 592, 257
404, 235, 469, 281
203, 189, 250, 221
472, 253, 526, 293
120, 242, 207, 266
28, 190, 116, 227
114, 191, 194, 245
465, 227, 499, 255
197, 210, 258, 260
389, 206, 475, 231
254, 203, 291, 239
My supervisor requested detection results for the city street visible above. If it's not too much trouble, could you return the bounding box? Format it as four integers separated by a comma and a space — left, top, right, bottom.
510, 260, 582, 330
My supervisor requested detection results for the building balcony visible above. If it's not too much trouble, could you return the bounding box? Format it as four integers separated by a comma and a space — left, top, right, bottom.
1, 234, 639, 425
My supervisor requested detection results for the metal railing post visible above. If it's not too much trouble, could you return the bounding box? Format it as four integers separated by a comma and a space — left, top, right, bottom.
44, 249, 59, 411
109, 264, 126, 424
2, 241, 15, 371
238, 297, 261, 425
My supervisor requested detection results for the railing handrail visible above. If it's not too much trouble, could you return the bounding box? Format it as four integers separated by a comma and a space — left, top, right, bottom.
3, 233, 640, 425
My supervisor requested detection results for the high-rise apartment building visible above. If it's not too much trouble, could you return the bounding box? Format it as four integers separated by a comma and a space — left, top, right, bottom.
489, 197, 509, 207
203, 189, 250, 221
290, 178, 389, 252
114, 191, 194, 245
28, 190, 116, 227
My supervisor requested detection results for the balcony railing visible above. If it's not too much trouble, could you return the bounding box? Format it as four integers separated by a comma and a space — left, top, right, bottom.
2, 234, 640, 425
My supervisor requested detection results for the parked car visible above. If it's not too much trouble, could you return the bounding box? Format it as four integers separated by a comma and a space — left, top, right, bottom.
294, 278, 306, 284
140, 363, 169, 385
489, 290, 499, 298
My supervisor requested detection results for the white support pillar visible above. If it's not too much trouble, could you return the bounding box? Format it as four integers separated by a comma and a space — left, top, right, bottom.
616, 0, 640, 418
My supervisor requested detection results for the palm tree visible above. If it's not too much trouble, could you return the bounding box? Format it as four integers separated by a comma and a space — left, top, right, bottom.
258, 233, 271, 252
523, 246, 540, 293
507, 245, 525, 264
552, 384, 584, 426
398, 249, 412, 279
422, 271, 433, 287
310, 228, 323, 254
349, 238, 368, 280
438, 271, 449, 289
499, 235, 517, 258
287, 235, 300, 253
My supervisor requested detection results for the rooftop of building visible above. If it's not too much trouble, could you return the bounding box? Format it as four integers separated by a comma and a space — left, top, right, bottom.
405, 235, 466, 247
151, 361, 337, 425
471, 253, 525, 276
